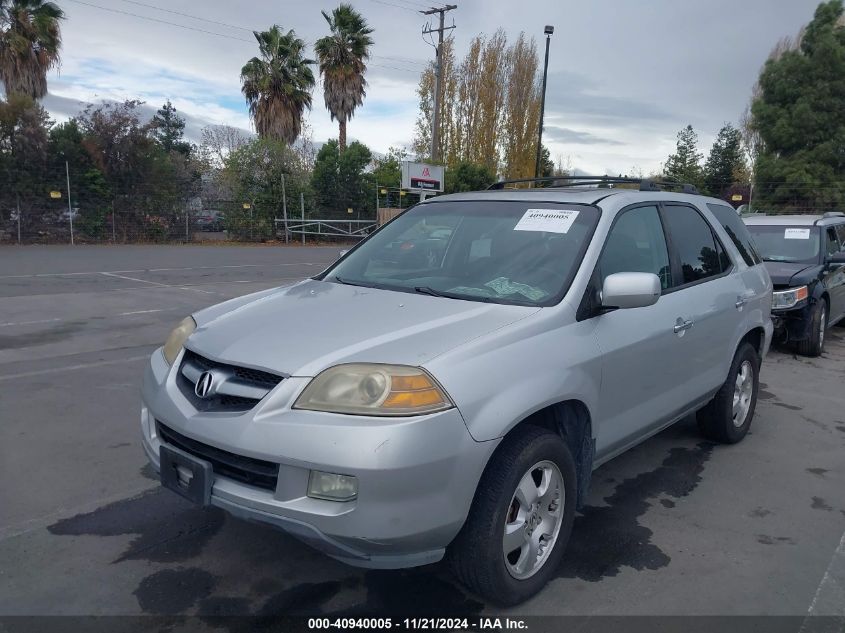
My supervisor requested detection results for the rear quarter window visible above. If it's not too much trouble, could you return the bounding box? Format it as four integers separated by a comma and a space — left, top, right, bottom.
707, 203, 762, 266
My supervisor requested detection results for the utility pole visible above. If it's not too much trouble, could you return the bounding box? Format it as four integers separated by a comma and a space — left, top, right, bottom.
422, 5, 457, 163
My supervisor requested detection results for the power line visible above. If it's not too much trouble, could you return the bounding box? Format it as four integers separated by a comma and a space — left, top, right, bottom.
64, 0, 253, 43
391, 0, 438, 10
369, 62, 422, 74
369, 0, 420, 14
115, 0, 254, 32
373, 53, 427, 65
371, 54, 426, 68
70, 0, 425, 74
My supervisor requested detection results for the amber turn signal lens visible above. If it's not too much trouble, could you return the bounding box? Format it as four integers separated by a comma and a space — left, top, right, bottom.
383, 388, 445, 409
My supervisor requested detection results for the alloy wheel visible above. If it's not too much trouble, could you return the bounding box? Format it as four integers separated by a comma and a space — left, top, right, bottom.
503, 460, 564, 580
732, 360, 754, 428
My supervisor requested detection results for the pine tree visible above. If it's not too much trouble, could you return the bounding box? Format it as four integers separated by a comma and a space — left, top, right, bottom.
151, 100, 190, 155
703, 123, 746, 197
664, 125, 703, 189
751, 0, 845, 211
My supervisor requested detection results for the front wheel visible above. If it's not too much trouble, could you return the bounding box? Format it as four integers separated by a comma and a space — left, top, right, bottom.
449, 426, 576, 606
796, 300, 826, 357
697, 342, 760, 444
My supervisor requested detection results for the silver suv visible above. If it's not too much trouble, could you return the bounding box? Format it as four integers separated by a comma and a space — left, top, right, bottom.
141, 178, 773, 605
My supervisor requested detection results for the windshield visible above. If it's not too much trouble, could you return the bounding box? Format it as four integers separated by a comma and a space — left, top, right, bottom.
745, 225, 820, 264
324, 200, 600, 306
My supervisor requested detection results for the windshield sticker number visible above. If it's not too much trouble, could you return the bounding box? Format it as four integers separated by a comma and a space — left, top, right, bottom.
514, 209, 579, 234
784, 228, 811, 240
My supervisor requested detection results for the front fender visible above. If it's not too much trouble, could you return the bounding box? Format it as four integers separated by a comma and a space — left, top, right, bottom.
426, 308, 601, 443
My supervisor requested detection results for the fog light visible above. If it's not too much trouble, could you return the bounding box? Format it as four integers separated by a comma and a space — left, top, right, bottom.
307, 470, 358, 501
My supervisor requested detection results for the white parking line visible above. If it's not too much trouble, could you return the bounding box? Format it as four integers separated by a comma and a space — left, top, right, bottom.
117, 309, 170, 316
0, 262, 326, 280
0, 318, 62, 328
801, 530, 845, 628
100, 271, 167, 286
0, 355, 149, 381
0, 308, 178, 328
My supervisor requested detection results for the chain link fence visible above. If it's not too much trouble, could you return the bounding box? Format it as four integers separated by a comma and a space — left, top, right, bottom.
0, 168, 422, 245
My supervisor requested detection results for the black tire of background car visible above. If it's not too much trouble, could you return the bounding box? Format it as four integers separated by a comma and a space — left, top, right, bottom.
796, 300, 827, 357
448, 425, 577, 606
697, 342, 760, 444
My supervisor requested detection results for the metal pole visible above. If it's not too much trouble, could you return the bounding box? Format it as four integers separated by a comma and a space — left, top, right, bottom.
112, 203, 116, 242
535, 31, 552, 178
66, 160, 74, 245
16, 193, 21, 245
185, 207, 189, 242
747, 181, 754, 213
281, 173, 289, 244
300, 192, 305, 245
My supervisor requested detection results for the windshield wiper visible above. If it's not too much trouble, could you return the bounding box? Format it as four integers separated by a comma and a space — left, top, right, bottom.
413, 286, 454, 298
414, 286, 507, 304
333, 276, 375, 288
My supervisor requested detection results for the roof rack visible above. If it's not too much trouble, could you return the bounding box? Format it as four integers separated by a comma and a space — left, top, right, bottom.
486, 175, 700, 194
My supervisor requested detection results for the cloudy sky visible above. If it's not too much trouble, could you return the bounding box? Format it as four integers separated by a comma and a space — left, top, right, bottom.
39, 0, 823, 175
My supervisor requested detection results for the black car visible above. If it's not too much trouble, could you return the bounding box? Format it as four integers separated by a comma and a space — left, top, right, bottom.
744, 212, 845, 356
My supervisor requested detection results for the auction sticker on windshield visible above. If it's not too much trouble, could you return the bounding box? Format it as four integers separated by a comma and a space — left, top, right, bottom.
514, 208, 579, 234
785, 228, 811, 239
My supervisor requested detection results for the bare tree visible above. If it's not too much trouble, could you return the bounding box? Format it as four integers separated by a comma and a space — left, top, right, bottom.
501, 33, 541, 180
200, 125, 250, 168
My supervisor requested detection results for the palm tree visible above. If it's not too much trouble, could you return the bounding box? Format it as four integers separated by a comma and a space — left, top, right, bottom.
314, 4, 373, 152
0, 0, 64, 99
241, 26, 315, 144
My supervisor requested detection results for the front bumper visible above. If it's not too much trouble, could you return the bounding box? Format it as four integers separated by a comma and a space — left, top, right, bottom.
771, 300, 813, 342
141, 348, 497, 569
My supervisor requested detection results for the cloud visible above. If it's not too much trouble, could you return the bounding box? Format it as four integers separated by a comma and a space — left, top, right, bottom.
20, 0, 828, 176
543, 125, 624, 146
41, 91, 253, 145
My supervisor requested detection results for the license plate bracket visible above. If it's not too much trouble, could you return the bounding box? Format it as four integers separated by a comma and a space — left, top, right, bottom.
160, 444, 213, 506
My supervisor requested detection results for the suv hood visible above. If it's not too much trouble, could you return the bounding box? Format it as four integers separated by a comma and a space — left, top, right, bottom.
763, 261, 820, 286
187, 279, 538, 376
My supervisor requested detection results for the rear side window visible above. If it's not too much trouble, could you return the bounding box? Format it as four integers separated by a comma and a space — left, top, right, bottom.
825, 227, 841, 257
836, 224, 845, 250
663, 205, 725, 286
706, 203, 762, 266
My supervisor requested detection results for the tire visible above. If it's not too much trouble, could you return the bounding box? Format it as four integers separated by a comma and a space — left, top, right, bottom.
697, 342, 760, 444
796, 300, 827, 357
449, 425, 577, 606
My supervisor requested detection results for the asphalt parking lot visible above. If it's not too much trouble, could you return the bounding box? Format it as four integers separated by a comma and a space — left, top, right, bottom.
0, 244, 843, 620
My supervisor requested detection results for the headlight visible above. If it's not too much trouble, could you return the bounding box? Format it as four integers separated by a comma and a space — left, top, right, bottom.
293, 363, 453, 416
162, 316, 196, 365
772, 286, 809, 310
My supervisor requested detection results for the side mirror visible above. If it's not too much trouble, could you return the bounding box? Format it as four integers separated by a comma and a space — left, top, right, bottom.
827, 251, 845, 265
338, 249, 349, 259
601, 272, 661, 310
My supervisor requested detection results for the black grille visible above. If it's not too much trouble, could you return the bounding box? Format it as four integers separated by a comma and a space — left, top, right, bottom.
177, 349, 284, 412
186, 350, 281, 386
156, 421, 279, 491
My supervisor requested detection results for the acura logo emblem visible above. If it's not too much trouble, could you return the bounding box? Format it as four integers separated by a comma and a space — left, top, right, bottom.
195, 371, 214, 398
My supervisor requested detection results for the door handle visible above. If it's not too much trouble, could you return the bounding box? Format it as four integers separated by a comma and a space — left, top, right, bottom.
735, 297, 747, 309
673, 319, 693, 333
